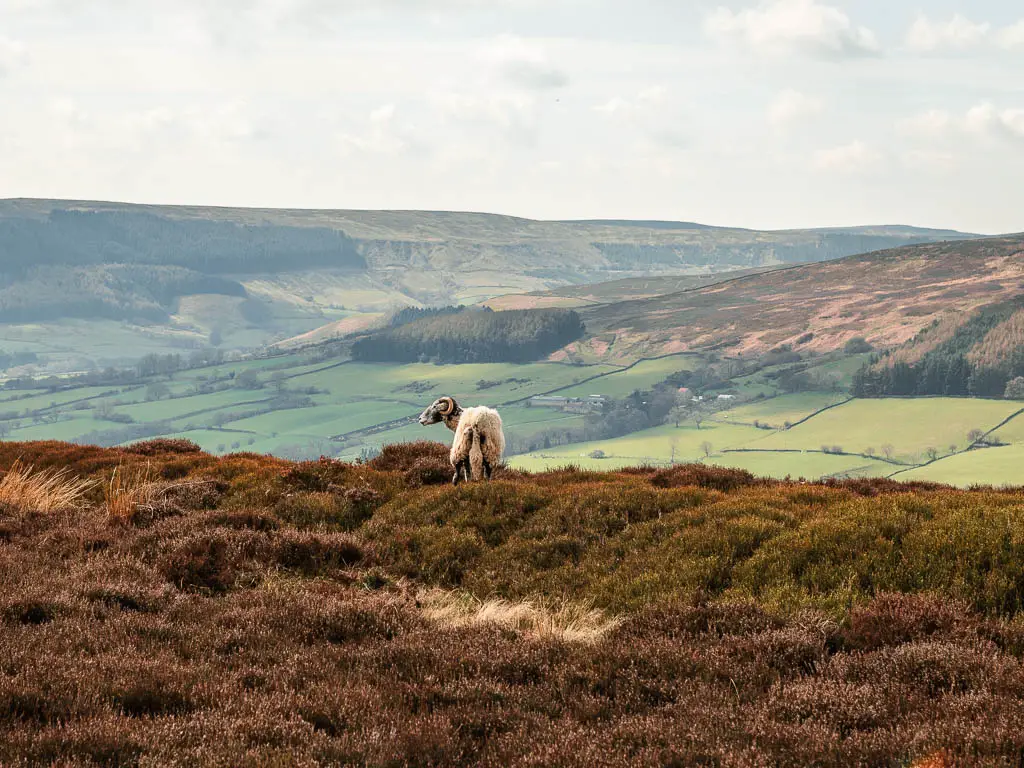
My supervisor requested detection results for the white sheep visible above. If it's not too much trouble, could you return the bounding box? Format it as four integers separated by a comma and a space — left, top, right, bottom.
418, 396, 505, 485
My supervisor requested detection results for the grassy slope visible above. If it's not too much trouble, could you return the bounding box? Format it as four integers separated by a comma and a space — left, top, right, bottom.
898, 443, 1024, 486
750, 398, 1022, 462
513, 395, 1024, 485
2, 343, 1021, 485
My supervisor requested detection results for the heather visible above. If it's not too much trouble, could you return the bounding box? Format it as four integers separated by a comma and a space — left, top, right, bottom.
1, 439, 1024, 766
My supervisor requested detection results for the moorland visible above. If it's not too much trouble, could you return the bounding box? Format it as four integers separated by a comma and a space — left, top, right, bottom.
1, 439, 1023, 765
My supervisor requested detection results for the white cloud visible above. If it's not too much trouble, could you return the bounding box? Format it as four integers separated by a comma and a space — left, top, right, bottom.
594, 85, 668, 116
998, 20, 1024, 49
966, 103, 1024, 143
338, 103, 420, 157
767, 88, 822, 127
704, 0, 880, 59
899, 104, 1024, 146
433, 90, 541, 146
901, 149, 956, 175
813, 140, 883, 174
0, 37, 27, 77
897, 109, 952, 139
481, 36, 568, 90
906, 14, 991, 52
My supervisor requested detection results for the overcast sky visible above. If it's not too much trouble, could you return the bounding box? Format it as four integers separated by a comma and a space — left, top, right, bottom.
1, 0, 1022, 233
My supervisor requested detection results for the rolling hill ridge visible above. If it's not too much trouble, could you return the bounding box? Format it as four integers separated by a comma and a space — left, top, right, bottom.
543, 235, 1024, 363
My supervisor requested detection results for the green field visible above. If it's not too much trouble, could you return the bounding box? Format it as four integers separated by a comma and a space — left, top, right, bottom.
553, 355, 698, 398
897, 443, 1024, 487
711, 393, 848, 428
1, 346, 1021, 488
748, 398, 1022, 464
510, 396, 1023, 486
992, 409, 1024, 444
706, 451, 893, 481
510, 422, 765, 470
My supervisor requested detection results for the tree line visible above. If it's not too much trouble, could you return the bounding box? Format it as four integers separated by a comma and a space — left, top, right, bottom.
0, 210, 365, 276
352, 308, 586, 364
853, 300, 1024, 399
0, 264, 247, 323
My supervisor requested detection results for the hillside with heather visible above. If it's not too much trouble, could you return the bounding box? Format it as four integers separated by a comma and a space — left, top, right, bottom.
1, 439, 1024, 765
0, 198, 977, 374
551, 235, 1024, 363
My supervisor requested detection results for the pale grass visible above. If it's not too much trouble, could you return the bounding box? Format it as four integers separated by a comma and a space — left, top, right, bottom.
104, 463, 158, 524
418, 588, 622, 644
0, 460, 96, 515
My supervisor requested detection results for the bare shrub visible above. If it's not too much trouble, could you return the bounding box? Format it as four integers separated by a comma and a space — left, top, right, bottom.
418, 588, 621, 643
104, 464, 158, 525
0, 460, 95, 516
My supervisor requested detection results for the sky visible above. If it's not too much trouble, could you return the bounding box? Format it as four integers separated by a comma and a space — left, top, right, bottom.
0, 0, 1023, 233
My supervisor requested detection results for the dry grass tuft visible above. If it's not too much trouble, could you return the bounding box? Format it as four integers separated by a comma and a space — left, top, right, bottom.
0, 460, 95, 515
104, 464, 158, 524
418, 588, 622, 644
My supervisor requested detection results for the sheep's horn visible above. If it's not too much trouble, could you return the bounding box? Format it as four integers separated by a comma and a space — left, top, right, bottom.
439, 397, 454, 416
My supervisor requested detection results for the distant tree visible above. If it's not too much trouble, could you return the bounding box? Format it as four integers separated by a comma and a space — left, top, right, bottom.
968, 429, 985, 444
864, 447, 876, 457
926, 447, 939, 461
235, 370, 263, 390
209, 327, 223, 347
145, 382, 171, 401
1005, 377, 1024, 401
231, 441, 241, 450
271, 371, 288, 394
881, 444, 895, 460
948, 444, 958, 455
844, 337, 873, 354
588, 450, 606, 460
700, 441, 713, 458
217, 444, 226, 453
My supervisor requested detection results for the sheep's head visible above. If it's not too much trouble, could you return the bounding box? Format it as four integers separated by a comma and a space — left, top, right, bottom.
419, 396, 460, 428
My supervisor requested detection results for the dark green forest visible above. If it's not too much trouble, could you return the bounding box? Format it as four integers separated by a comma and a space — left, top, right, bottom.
352, 308, 586, 363
0, 210, 364, 275
853, 299, 1024, 398
0, 265, 246, 323
0, 209, 366, 323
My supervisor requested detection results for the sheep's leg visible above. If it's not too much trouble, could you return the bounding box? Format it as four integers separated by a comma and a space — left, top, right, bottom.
452, 457, 470, 486
482, 458, 492, 480
462, 459, 472, 483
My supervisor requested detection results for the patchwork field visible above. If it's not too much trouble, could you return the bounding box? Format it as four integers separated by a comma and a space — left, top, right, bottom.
749, 398, 1023, 463
513, 396, 1024, 486
898, 443, 1024, 487
1, 343, 1020, 486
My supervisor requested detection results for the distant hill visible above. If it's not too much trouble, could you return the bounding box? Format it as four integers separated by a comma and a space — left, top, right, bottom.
0, 198, 986, 372
546, 235, 1024, 363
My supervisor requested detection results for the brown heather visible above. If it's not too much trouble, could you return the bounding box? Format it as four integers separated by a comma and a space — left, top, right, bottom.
1, 438, 1023, 766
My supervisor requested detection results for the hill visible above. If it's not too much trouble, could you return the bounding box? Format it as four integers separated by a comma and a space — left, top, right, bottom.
551, 235, 1024, 362
853, 296, 1024, 399
1, 440, 1023, 765
0, 198, 979, 373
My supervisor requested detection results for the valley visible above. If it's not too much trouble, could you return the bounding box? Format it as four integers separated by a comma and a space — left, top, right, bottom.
0, 200, 1019, 489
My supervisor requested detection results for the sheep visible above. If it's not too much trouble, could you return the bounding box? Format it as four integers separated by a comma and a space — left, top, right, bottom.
418, 396, 505, 485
